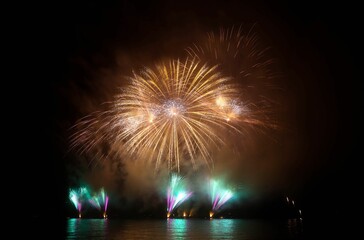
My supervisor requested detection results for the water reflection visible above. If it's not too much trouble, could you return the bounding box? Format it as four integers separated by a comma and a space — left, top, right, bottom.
65, 218, 303, 240
67, 218, 108, 240
109, 220, 168, 239
167, 219, 188, 239
209, 219, 239, 239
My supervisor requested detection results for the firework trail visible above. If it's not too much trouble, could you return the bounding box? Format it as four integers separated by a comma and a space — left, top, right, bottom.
209, 179, 234, 218
70, 58, 269, 172
69, 187, 91, 218
166, 173, 192, 218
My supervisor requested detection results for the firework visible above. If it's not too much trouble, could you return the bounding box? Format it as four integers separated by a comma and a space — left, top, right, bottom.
166, 173, 192, 218
69, 187, 91, 218
209, 179, 234, 218
70, 58, 266, 172
88, 188, 109, 218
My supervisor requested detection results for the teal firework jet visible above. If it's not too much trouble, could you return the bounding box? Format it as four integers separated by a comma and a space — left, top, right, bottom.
166, 173, 192, 218
209, 179, 233, 218
89, 188, 109, 218
69, 187, 91, 218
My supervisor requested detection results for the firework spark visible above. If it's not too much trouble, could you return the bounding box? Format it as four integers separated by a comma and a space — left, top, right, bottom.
70, 58, 270, 172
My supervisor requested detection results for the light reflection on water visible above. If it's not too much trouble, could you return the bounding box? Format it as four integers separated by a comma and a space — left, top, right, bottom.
67, 219, 108, 240
167, 218, 188, 239
210, 219, 240, 239
65, 218, 303, 240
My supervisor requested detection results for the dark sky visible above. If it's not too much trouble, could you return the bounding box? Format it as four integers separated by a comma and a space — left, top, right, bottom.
17, 0, 360, 238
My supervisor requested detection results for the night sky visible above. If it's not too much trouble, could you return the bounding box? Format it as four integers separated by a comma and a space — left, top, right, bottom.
17, 0, 360, 238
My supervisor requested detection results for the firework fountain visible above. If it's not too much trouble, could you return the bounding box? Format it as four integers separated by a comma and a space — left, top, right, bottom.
209, 179, 234, 218
89, 188, 109, 218
69, 187, 91, 218
166, 173, 193, 218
